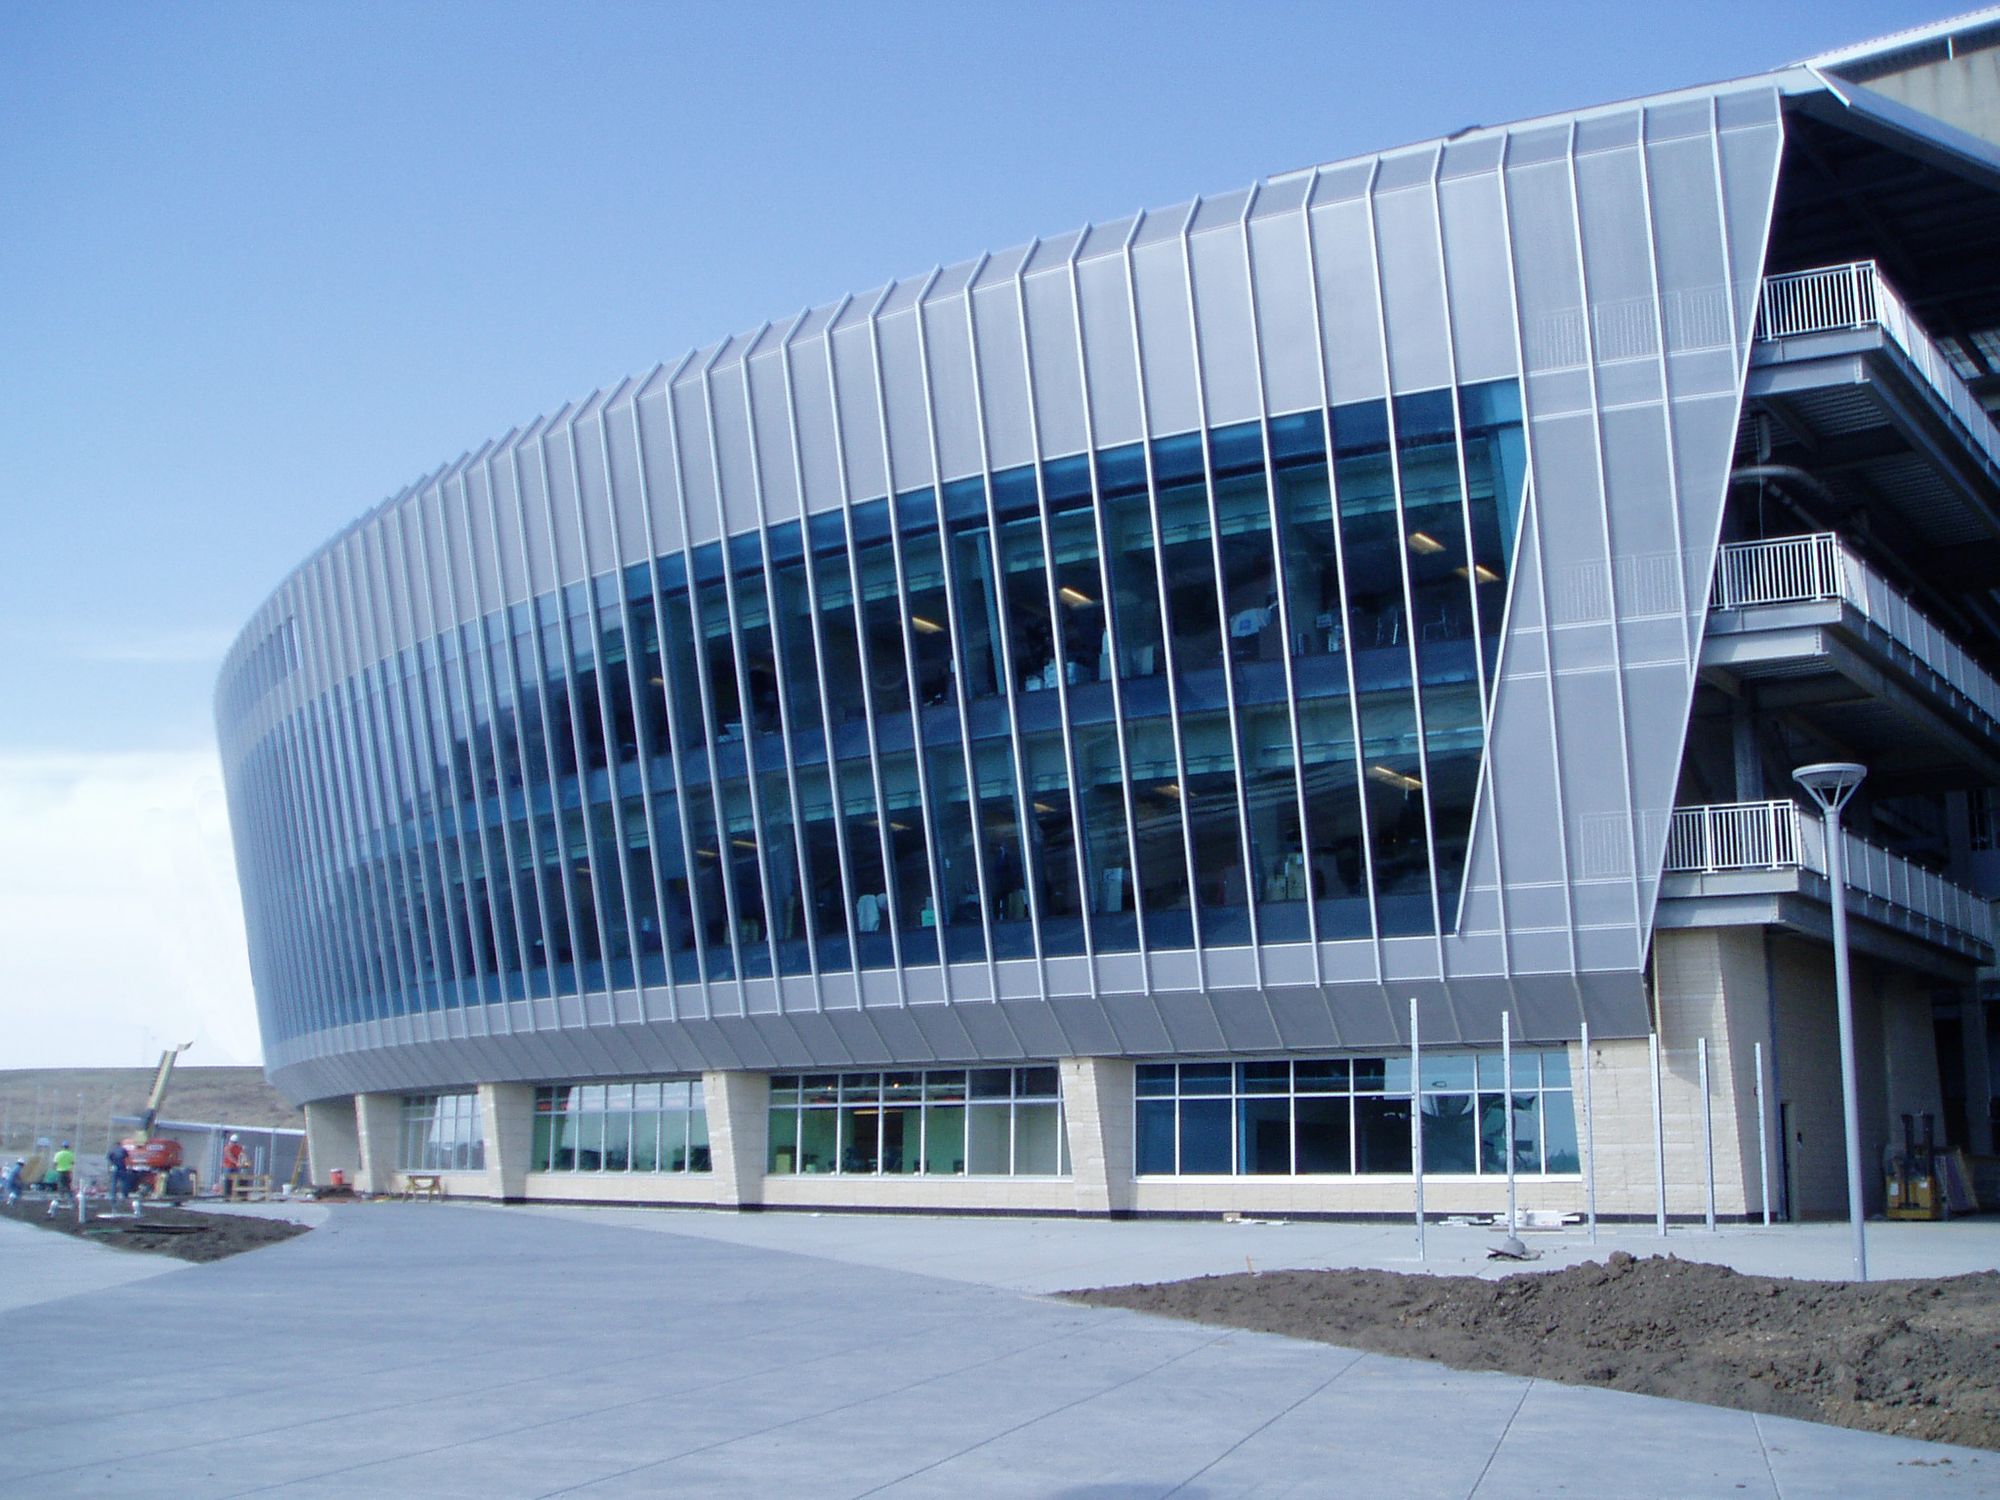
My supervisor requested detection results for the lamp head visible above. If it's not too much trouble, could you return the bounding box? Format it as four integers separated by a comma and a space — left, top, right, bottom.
1793, 761, 1867, 814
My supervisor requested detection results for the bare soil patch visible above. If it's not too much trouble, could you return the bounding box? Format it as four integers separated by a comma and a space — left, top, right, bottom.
0, 1198, 309, 1264
1067, 1252, 2000, 1450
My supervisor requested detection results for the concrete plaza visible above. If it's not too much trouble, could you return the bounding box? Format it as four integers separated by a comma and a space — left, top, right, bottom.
1, 1203, 1995, 1497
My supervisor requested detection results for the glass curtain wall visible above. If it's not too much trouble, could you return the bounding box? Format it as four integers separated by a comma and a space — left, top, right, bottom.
765, 1066, 1068, 1176
1134, 1049, 1577, 1177
531, 1080, 711, 1173
397, 1092, 487, 1172
242, 383, 1525, 1036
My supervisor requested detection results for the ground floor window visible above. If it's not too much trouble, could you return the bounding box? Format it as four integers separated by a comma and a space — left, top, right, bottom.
1135, 1049, 1578, 1177
532, 1081, 710, 1172
767, 1067, 1068, 1176
399, 1092, 486, 1171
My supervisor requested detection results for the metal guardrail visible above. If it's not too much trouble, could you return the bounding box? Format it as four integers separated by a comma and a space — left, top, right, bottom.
1664, 800, 1801, 872
1665, 801, 1994, 948
1711, 533, 2000, 724
1710, 533, 1845, 613
1756, 261, 2000, 481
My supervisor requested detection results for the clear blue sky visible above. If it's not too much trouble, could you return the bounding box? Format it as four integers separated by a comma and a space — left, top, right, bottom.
0, 0, 1966, 1065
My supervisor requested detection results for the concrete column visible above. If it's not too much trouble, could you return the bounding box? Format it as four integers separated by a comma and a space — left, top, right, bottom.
480, 1083, 536, 1201
302, 1097, 360, 1189
1731, 695, 1763, 801
701, 1071, 768, 1209
1651, 928, 1765, 1218
354, 1092, 402, 1196
1061, 1057, 1134, 1216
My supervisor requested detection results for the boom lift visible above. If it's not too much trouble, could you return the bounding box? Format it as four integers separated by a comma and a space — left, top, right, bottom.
124, 1043, 194, 1196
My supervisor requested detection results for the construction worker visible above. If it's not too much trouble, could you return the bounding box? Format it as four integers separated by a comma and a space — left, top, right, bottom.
51, 1142, 74, 1196
220, 1134, 248, 1200
3, 1159, 23, 1204
107, 1140, 131, 1199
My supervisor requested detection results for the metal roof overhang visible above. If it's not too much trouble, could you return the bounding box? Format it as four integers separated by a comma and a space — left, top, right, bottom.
1773, 80, 2000, 382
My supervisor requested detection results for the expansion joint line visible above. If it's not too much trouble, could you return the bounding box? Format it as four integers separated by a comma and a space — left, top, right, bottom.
848, 1323, 1252, 1499
1161, 1346, 1371, 1498
1463, 1379, 1535, 1499
531, 1311, 1165, 1499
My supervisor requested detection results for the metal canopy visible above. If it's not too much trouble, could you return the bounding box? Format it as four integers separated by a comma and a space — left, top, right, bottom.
1772, 102, 2000, 389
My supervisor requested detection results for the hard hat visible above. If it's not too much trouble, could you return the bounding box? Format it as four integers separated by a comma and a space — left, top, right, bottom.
229, 1134, 241, 1143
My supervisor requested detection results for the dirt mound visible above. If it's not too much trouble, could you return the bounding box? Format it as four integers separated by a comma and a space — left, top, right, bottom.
1068, 1252, 2000, 1450
0, 1198, 310, 1263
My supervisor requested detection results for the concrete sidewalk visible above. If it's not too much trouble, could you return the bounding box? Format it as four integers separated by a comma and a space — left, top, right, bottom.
0, 1199, 331, 1315
0, 1203, 1992, 1497
496, 1200, 2000, 1293
0, 1212, 186, 1314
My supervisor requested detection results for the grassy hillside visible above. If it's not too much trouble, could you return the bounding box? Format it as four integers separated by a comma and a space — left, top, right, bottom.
0, 1067, 299, 1156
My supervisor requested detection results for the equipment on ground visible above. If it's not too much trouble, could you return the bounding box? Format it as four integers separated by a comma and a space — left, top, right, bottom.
124, 1043, 193, 1198
1885, 1112, 1946, 1221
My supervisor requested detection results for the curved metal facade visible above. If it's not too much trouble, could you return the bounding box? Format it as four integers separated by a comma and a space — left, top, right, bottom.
220, 82, 1790, 1105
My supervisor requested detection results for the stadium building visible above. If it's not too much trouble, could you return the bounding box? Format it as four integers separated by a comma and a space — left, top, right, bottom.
219, 13, 2000, 1219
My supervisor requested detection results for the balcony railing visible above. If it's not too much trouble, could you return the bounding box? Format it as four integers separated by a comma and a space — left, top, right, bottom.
1757, 261, 2000, 480
1664, 800, 1801, 872
1711, 533, 2000, 725
1665, 801, 1994, 949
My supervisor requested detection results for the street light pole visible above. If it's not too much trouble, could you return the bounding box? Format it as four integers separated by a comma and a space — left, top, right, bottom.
1793, 761, 1869, 1282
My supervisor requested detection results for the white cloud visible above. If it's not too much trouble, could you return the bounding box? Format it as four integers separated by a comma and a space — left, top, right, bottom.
0, 622, 236, 667
0, 751, 260, 1069
70, 628, 237, 666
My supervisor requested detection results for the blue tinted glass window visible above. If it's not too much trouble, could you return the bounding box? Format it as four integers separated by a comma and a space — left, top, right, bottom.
948, 517, 1003, 700
718, 778, 771, 978
728, 543, 781, 739
851, 500, 909, 719
1019, 729, 1083, 955
758, 769, 810, 976
839, 760, 893, 969
924, 748, 985, 963
810, 514, 866, 730
1073, 722, 1136, 952
1123, 717, 1190, 949
974, 742, 1032, 959
877, 749, 935, 962
791, 760, 850, 972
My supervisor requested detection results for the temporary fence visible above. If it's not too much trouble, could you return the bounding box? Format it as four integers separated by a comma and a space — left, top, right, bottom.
1397, 1010, 1780, 1258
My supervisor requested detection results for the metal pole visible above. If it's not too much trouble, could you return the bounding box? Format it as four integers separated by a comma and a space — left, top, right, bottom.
1502, 1010, 1518, 1239
1650, 1033, 1668, 1236
1581, 1021, 1597, 1244
1755, 1040, 1772, 1227
1699, 1037, 1716, 1232
1410, 994, 1425, 1263
1824, 805, 1869, 1280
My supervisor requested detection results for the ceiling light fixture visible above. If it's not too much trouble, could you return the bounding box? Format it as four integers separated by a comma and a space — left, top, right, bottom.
1367, 764, 1423, 792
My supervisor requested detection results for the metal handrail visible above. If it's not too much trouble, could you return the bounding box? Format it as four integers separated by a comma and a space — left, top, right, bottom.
1711, 533, 2000, 723
1757, 262, 2000, 480
1664, 801, 1801, 873
1664, 801, 1994, 947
